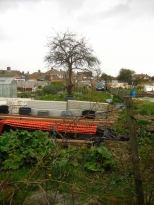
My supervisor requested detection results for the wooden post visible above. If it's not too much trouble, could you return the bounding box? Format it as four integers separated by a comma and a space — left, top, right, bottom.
124, 96, 144, 205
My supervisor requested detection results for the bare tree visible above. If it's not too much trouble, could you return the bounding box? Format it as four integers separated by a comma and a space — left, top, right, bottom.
45, 29, 100, 95
93, 67, 102, 80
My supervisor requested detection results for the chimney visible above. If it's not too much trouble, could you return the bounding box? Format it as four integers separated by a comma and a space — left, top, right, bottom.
38, 70, 41, 73
7, 67, 11, 71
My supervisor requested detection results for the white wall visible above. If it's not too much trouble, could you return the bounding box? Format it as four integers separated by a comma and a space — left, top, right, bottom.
144, 85, 154, 92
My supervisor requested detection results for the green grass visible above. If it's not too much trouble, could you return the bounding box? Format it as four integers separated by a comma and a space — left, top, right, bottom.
35, 91, 113, 103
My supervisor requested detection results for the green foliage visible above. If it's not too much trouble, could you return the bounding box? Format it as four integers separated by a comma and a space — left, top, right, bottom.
139, 103, 154, 115
0, 130, 57, 170
132, 100, 154, 116
36, 90, 112, 102
114, 100, 154, 134
0, 130, 117, 203
35, 93, 65, 101
117, 68, 135, 83
75, 91, 112, 102
42, 83, 64, 95
100, 73, 112, 81
84, 146, 116, 173
111, 95, 122, 104
18, 91, 38, 98
1, 128, 154, 204
137, 119, 151, 129
137, 132, 154, 203
50, 146, 84, 187
38, 85, 42, 89
17, 92, 29, 98
114, 113, 128, 134
0, 129, 116, 174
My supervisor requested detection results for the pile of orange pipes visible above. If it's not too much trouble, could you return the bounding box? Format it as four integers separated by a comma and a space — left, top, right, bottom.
0, 119, 97, 135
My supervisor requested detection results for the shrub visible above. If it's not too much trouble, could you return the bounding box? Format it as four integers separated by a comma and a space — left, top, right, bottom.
42, 83, 64, 95
0, 130, 57, 170
84, 146, 116, 173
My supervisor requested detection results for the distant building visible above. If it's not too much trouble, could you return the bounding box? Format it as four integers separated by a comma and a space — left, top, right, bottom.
76, 71, 93, 85
132, 73, 151, 81
29, 69, 45, 80
17, 80, 49, 92
45, 68, 65, 82
0, 67, 21, 78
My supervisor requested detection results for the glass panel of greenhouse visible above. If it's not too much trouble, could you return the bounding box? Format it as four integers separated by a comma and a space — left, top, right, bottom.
0, 77, 17, 98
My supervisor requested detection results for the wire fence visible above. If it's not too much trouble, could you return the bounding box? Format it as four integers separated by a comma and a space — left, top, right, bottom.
0, 91, 154, 204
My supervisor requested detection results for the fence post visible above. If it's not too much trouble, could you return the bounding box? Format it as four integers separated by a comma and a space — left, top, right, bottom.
124, 96, 144, 205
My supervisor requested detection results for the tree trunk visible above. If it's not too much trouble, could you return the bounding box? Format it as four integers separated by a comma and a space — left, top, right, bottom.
66, 64, 74, 95
65, 84, 74, 96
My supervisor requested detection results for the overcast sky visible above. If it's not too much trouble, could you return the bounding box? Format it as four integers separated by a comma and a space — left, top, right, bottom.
0, 0, 154, 76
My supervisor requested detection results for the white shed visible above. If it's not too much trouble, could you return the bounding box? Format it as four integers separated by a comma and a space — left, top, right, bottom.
0, 77, 17, 98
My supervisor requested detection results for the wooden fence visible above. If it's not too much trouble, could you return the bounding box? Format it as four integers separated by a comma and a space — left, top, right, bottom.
108, 87, 130, 99
109, 87, 154, 99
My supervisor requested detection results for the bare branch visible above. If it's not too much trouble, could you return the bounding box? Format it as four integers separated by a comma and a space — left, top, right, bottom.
45, 29, 101, 95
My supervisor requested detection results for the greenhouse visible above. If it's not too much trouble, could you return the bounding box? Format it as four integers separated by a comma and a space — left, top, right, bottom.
0, 77, 17, 98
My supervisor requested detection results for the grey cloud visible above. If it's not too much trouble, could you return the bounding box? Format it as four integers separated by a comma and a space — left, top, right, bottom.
78, 0, 154, 28
0, 0, 42, 13
101, 0, 154, 19
55, 0, 86, 12
0, 0, 18, 13
75, 1, 132, 28
134, 0, 154, 16
101, 3, 131, 19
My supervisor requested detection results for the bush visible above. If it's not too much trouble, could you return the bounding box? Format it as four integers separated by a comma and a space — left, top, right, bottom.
42, 83, 64, 95
84, 146, 116, 173
0, 130, 57, 169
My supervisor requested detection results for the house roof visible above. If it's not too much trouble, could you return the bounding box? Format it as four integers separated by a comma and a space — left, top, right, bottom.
45, 68, 65, 76
133, 74, 151, 79
0, 70, 21, 78
30, 70, 46, 80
